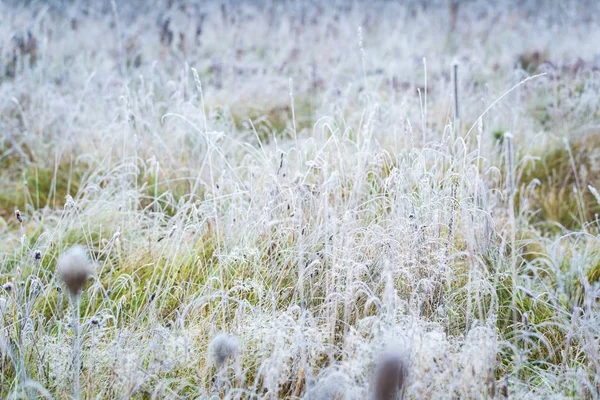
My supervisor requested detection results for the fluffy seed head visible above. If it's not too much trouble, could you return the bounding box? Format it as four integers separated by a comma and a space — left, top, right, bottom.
209, 333, 238, 368
305, 371, 349, 400
374, 352, 408, 400
57, 245, 94, 295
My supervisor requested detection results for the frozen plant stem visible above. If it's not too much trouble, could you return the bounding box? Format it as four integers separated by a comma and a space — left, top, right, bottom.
72, 293, 81, 400
453, 62, 459, 138
563, 138, 587, 228
58, 245, 93, 400
423, 57, 427, 144
505, 133, 518, 338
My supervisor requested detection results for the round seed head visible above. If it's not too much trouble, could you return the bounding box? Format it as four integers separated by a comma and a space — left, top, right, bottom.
209, 333, 238, 368
306, 371, 349, 400
57, 245, 94, 295
2, 282, 14, 293
374, 352, 408, 400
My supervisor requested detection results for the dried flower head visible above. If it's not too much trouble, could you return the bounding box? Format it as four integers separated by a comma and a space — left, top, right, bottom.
2, 282, 14, 293
15, 208, 23, 223
30, 276, 43, 294
57, 245, 94, 295
34, 250, 42, 261
209, 333, 238, 368
374, 352, 408, 400
306, 371, 349, 400
65, 194, 75, 210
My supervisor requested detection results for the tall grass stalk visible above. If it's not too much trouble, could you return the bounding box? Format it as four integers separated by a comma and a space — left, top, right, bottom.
505, 132, 518, 338
453, 61, 459, 139
71, 293, 81, 400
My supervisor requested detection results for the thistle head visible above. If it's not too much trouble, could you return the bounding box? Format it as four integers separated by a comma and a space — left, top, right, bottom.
209, 333, 238, 369
57, 245, 94, 296
373, 352, 408, 400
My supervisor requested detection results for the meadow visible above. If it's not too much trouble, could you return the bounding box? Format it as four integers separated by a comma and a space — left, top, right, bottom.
1, 1, 600, 398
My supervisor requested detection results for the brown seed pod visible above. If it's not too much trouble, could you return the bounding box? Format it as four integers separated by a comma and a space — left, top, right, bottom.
15, 209, 23, 223
374, 353, 408, 400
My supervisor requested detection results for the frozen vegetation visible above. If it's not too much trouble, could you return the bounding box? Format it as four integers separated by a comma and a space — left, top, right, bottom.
1, 0, 600, 398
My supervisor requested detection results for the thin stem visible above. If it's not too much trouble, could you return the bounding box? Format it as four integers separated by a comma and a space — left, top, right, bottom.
72, 293, 81, 400
505, 134, 518, 340
453, 62, 459, 140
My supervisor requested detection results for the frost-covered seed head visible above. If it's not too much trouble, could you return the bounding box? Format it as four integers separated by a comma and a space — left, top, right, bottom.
30, 277, 42, 294
374, 353, 408, 400
57, 245, 94, 295
65, 194, 75, 209
209, 333, 238, 368
305, 371, 349, 400
2, 282, 14, 293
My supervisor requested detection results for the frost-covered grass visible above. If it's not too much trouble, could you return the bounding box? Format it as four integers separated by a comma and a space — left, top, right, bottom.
1, 1, 600, 398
